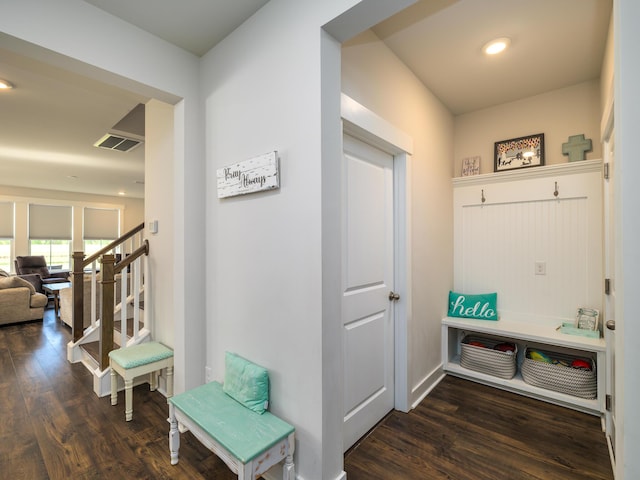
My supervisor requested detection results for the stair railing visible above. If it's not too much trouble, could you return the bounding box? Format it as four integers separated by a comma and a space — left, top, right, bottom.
98, 239, 148, 370
71, 222, 145, 343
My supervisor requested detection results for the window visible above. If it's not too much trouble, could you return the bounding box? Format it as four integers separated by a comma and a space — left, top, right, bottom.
0, 202, 14, 272
83, 207, 119, 258
84, 239, 116, 258
29, 239, 72, 269
0, 239, 11, 272
29, 204, 72, 269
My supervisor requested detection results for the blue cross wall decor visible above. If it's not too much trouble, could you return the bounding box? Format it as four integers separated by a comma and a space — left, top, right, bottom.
562, 134, 592, 162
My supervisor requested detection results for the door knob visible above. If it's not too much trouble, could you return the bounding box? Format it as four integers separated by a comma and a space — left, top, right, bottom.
606, 320, 616, 331
388, 291, 400, 301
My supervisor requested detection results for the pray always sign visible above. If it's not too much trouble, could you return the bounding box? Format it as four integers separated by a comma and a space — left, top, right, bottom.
217, 151, 280, 198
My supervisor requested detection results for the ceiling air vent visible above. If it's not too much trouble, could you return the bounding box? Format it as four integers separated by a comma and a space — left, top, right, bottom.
94, 133, 143, 152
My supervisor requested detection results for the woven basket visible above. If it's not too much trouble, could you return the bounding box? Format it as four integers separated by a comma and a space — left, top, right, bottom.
521, 347, 596, 399
460, 335, 517, 379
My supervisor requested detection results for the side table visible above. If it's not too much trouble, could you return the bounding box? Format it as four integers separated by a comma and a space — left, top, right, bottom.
43, 281, 72, 321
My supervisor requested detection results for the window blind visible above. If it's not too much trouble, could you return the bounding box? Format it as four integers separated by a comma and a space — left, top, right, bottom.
0, 202, 14, 238
84, 207, 119, 240
29, 204, 72, 240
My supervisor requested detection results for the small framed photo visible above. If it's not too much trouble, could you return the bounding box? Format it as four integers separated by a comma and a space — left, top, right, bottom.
494, 133, 545, 172
461, 156, 480, 176
575, 307, 600, 331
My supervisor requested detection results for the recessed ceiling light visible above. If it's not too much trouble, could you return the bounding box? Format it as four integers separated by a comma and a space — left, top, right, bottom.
0, 78, 14, 90
483, 37, 511, 55
118, 191, 126, 196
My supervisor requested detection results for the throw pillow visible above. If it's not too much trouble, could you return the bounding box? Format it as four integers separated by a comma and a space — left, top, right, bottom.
0, 276, 36, 294
448, 291, 498, 320
223, 352, 270, 414
0, 268, 9, 277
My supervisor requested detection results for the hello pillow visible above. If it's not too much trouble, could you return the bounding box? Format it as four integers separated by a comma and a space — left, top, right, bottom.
448, 291, 498, 320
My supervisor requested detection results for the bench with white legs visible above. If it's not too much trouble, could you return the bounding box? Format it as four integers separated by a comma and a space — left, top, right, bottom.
168, 352, 295, 480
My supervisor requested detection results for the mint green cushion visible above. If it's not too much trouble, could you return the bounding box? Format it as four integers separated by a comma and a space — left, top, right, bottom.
108, 341, 173, 368
169, 381, 293, 463
223, 352, 269, 414
448, 291, 498, 320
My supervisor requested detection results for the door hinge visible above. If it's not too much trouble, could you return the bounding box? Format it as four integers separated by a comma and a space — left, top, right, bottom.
606, 394, 612, 412
604, 278, 611, 295
604, 162, 610, 180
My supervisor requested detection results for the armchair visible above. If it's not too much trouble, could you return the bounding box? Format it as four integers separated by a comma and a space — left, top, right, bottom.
14, 255, 70, 294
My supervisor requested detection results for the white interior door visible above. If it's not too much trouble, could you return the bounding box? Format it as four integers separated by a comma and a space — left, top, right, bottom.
342, 133, 395, 451
604, 130, 617, 463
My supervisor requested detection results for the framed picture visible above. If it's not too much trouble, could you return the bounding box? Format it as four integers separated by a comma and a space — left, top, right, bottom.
494, 133, 545, 172
575, 307, 600, 331
461, 156, 480, 176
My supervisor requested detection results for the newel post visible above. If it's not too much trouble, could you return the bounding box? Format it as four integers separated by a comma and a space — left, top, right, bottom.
100, 254, 116, 370
72, 251, 85, 342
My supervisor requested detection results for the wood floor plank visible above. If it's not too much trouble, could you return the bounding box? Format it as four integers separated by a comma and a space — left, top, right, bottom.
345, 375, 613, 480
0, 309, 265, 479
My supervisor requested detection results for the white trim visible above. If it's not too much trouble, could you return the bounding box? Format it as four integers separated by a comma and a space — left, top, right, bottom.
452, 159, 602, 188
601, 84, 614, 143
411, 366, 446, 410
341, 93, 413, 156
341, 93, 413, 413
0, 194, 125, 211
263, 470, 345, 480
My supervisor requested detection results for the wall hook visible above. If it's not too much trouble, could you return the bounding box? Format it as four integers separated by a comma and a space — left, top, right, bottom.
554, 181, 559, 197
481, 189, 486, 203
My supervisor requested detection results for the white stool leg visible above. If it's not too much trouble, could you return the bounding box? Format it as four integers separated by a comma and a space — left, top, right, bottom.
150, 371, 158, 391
125, 378, 133, 421
110, 367, 118, 406
169, 404, 180, 465
166, 365, 174, 398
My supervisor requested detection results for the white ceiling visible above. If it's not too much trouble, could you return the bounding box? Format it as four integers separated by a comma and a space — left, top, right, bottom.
0, 0, 612, 199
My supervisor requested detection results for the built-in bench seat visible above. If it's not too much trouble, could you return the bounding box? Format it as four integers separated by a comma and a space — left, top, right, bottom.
168, 354, 295, 480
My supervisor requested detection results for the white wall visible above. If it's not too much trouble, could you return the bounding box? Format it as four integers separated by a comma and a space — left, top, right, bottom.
454, 80, 602, 176
144, 100, 174, 346
0, 0, 205, 393
342, 29, 455, 406
615, 0, 640, 477
201, 2, 415, 478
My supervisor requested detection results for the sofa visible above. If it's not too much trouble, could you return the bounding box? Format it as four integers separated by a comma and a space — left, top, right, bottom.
14, 255, 70, 294
0, 275, 48, 325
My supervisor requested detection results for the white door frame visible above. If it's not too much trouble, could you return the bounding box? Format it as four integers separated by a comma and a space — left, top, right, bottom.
341, 94, 413, 412
601, 90, 620, 476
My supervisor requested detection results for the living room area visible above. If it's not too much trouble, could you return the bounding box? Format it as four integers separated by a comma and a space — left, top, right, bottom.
0, 191, 143, 327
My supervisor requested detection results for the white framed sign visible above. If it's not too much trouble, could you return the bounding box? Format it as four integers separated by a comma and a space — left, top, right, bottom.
217, 151, 280, 198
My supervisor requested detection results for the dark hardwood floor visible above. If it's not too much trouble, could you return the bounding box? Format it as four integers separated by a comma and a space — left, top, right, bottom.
345, 376, 614, 480
1, 306, 614, 479
0, 308, 237, 479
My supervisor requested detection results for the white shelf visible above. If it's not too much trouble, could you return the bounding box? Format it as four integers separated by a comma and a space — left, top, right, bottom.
442, 317, 606, 416
442, 316, 606, 352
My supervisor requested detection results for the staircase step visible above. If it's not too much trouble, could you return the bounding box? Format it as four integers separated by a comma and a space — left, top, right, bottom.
114, 320, 145, 337
80, 341, 100, 364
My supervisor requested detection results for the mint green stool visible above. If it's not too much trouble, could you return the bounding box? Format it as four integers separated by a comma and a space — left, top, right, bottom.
109, 341, 174, 421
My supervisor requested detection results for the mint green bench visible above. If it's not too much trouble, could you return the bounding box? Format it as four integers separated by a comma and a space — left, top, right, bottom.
109, 341, 174, 421
168, 354, 295, 480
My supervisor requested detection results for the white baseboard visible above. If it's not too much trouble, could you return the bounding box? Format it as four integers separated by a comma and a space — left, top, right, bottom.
262, 468, 346, 480
410, 363, 445, 409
